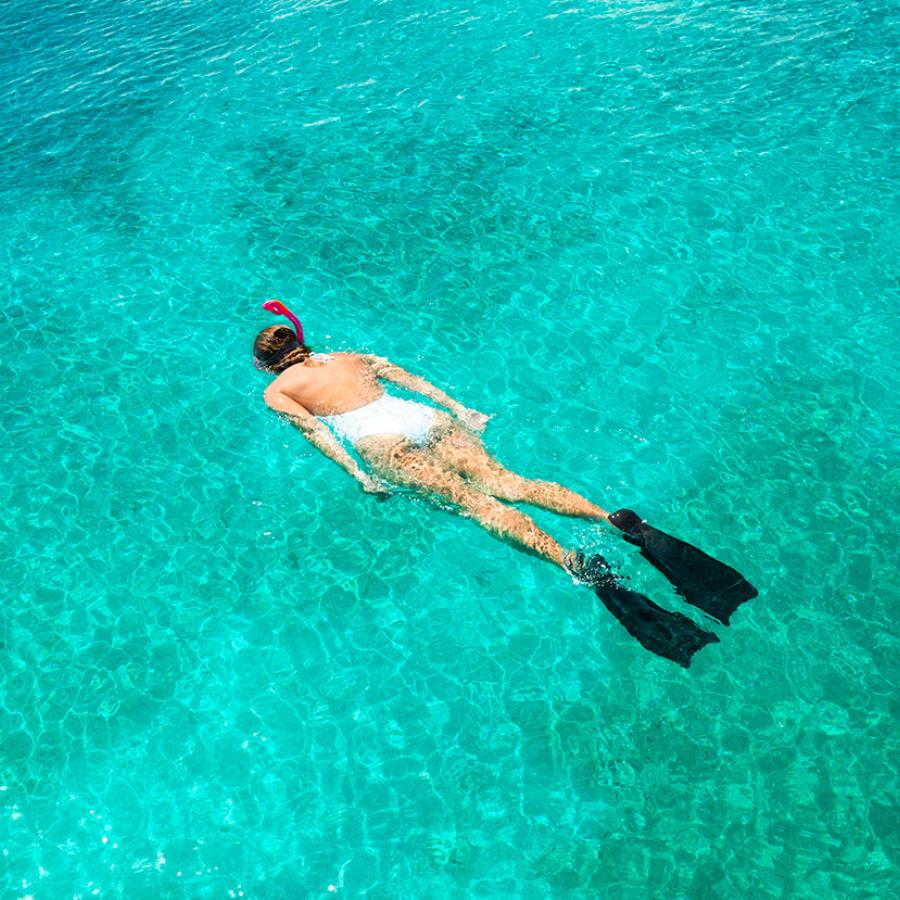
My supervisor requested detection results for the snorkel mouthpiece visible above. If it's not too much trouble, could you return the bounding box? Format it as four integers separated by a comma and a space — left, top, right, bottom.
262, 299, 304, 344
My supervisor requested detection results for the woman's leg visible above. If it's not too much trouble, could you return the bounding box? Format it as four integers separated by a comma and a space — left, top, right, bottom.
430, 425, 610, 521
359, 438, 571, 568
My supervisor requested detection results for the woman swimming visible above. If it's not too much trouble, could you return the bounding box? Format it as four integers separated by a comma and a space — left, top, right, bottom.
255, 321, 604, 568
253, 302, 757, 667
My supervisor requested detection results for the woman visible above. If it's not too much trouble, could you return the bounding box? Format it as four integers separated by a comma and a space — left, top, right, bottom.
253, 301, 756, 667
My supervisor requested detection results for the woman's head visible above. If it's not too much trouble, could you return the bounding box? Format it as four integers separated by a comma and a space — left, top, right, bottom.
253, 325, 311, 372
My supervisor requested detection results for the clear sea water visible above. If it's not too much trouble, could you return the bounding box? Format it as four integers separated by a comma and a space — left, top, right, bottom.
1, 0, 898, 896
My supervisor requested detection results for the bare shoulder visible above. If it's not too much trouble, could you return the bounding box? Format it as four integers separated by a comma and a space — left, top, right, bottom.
263, 379, 286, 409
264, 366, 307, 401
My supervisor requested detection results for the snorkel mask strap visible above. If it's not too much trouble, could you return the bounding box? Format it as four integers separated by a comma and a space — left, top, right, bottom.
262, 299, 305, 344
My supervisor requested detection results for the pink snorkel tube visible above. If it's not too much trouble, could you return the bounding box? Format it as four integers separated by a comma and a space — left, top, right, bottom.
262, 298, 304, 344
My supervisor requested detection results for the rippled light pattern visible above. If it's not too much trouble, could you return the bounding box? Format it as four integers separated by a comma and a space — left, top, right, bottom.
1, 0, 898, 895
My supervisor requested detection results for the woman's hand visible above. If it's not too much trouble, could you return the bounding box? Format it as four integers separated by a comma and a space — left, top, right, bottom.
457, 407, 491, 433
358, 473, 393, 497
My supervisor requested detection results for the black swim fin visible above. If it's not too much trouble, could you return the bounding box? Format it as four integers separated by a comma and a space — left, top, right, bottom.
608, 509, 758, 626
569, 552, 719, 668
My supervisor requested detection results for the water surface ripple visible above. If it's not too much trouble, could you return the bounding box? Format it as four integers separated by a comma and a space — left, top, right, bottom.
1, 0, 898, 896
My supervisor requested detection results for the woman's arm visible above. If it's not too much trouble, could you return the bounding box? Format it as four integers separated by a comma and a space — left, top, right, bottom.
363, 355, 490, 431
263, 387, 385, 493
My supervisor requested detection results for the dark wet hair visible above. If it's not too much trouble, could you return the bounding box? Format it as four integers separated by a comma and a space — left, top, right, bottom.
253, 325, 311, 372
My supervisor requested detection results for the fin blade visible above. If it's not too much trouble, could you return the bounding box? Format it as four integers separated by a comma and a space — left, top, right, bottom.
593, 579, 720, 668
575, 553, 719, 668
638, 529, 757, 625
610, 509, 757, 626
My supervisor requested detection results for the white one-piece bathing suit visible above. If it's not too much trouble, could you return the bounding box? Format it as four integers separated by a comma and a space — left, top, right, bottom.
318, 392, 437, 447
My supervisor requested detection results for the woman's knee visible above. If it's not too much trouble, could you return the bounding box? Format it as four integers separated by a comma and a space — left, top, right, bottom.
464, 494, 531, 533
526, 479, 561, 501
482, 472, 530, 502
462, 492, 504, 518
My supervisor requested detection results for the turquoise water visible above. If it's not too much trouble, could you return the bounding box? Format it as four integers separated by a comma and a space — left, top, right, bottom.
2, 0, 898, 895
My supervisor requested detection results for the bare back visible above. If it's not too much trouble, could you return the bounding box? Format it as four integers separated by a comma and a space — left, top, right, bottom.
268, 352, 382, 417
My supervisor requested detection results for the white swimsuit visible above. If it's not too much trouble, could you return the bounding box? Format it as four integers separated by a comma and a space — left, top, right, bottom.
319, 393, 438, 447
